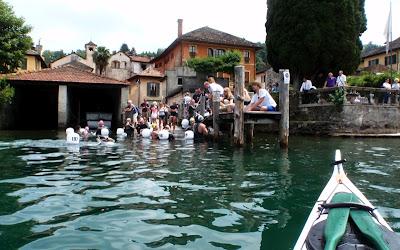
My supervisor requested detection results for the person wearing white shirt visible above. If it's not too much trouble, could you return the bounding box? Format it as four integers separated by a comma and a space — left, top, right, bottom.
392, 78, 400, 90
204, 77, 224, 97
336, 70, 347, 87
382, 78, 391, 104
300, 78, 315, 92
246, 82, 277, 111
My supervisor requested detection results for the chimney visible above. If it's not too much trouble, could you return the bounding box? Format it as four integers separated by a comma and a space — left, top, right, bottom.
178, 19, 183, 37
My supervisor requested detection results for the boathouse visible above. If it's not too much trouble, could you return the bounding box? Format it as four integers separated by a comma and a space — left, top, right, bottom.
4, 65, 129, 130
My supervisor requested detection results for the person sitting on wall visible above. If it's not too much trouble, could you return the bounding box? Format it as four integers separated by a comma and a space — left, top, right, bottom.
324, 72, 336, 88
300, 77, 317, 104
382, 78, 391, 104
245, 82, 277, 112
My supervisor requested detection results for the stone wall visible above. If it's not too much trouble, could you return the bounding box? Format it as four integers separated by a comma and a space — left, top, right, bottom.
290, 104, 400, 135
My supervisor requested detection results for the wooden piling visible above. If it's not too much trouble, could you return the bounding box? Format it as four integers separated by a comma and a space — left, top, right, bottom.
279, 69, 289, 149
234, 65, 245, 146
199, 95, 206, 116
212, 91, 220, 139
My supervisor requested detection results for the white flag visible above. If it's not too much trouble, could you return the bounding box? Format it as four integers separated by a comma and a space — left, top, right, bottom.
384, 1, 392, 54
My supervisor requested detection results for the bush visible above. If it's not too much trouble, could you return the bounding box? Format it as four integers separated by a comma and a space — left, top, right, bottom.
0, 78, 15, 105
348, 71, 400, 88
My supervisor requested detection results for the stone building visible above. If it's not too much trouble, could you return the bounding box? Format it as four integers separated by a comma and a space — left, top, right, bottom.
152, 19, 261, 101
17, 44, 47, 73
128, 68, 165, 106
360, 36, 400, 72
50, 41, 97, 72
105, 52, 151, 81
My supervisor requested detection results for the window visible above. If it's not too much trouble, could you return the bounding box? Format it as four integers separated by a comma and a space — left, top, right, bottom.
385, 55, 397, 66
215, 49, 225, 57
243, 50, 250, 63
189, 45, 197, 58
112, 60, 120, 69
245, 71, 250, 84
178, 77, 183, 86
122, 61, 128, 69
141, 63, 147, 70
208, 48, 214, 57
368, 59, 379, 67
21, 58, 27, 70
147, 82, 160, 97
261, 75, 266, 83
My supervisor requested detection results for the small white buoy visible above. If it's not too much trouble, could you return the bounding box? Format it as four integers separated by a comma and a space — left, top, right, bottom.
101, 128, 109, 137
158, 130, 170, 140
141, 128, 151, 138
181, 119, 189, 129
116, 128, 124, 135
66, 132, 80, 144
185, 130, 194, 140
66, 127, 74, 135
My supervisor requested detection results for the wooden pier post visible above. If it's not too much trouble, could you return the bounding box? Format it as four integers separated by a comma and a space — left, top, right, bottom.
234, 65, 245, 146
199, 95, 206, 116
279, 69, 290, 149
212, 91, 220, 139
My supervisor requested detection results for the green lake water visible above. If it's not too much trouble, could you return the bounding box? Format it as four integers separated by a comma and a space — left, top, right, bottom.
0, 131, 399, 249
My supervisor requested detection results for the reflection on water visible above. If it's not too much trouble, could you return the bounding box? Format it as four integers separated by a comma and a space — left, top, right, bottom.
0, 133, 399, 249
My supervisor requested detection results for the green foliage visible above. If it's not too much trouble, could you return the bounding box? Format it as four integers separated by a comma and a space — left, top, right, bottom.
138, 48, 164, 58
75, 49, 86, 59
93, 46, 111, 75
120, 43, 129, 53
329, 88, 345, 107
186, 50, 242, 75
42, 50, 66, 64
348, 71, 400, 88
362, 42, 379, 55
266, 0, 367, 84
0, 0, 33, 73
0, 78, 15, 105
256, 42, 267, 71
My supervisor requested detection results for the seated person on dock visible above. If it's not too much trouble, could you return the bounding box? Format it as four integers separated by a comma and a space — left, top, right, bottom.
220, 87, 235, 112
245, 82, 277, 112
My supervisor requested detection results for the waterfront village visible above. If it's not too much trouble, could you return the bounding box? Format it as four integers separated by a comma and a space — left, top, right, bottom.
1, 0, 400, 249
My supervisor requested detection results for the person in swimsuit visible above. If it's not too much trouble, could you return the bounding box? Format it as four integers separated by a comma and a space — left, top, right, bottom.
169, 102, 179, 132
193, 115, 208, 142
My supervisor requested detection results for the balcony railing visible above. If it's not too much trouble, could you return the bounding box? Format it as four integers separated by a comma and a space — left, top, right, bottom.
298, 86, 400, 106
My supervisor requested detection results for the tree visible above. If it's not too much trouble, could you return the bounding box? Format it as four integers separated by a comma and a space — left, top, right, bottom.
128, 47, 136, 56
266, 0, 367, 87
362, 42, 380, 55
187, 50, 242, 75
93, 46, 111, 75
75, 49, 86, 59
0, 0, 33, 73
0, 78, 14, 105
42, 50, 66, 64
120, 43, 129, 53
256, 42, 267, 71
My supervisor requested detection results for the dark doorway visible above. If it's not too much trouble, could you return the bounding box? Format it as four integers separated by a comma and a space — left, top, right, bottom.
12, 83, 59, 130
67, 85, 121, 129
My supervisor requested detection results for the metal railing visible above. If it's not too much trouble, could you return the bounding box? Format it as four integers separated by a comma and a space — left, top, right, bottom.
298, 87, 400, 106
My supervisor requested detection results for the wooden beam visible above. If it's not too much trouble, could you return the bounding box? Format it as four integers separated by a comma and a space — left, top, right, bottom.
233, 65, 245, 146
212, 91, 220, 139
279, 69, 289, 148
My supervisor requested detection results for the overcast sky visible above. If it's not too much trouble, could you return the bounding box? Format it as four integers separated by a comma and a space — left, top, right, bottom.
4, 0, 399, 53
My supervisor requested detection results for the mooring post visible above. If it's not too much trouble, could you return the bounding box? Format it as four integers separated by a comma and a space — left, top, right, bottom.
212, 91, 220, 139
234, 65, 245, 146
245, 123, 254, 143
279, 69, 290, 149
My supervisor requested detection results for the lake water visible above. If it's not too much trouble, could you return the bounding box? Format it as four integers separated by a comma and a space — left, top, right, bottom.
0, 131, 399, 249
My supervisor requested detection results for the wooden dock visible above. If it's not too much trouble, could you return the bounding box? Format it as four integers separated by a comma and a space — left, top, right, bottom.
218, 111, 282, 124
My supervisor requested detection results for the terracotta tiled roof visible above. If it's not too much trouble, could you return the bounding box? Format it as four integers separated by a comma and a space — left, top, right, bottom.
25, 49, 40, 56
153, 26, 261, 62
62, 61, 94, 72
6, 65, 128, 85
129, 55, 151, 63
361, 37, 400, 58
130, 68, 164, 79
181, 26, 261, 48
